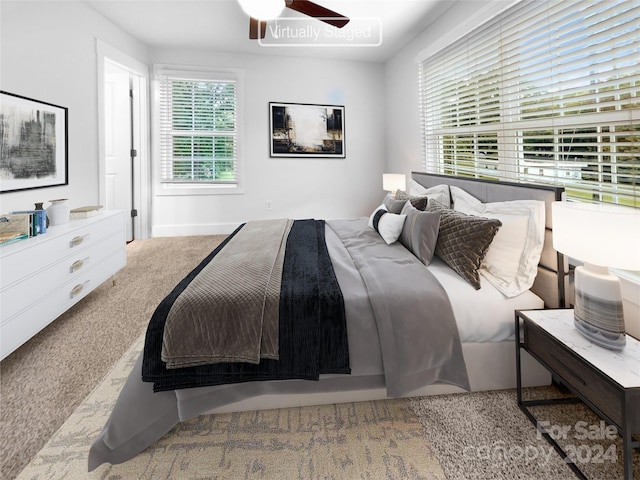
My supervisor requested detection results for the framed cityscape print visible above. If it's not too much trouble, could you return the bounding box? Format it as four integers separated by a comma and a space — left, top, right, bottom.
270, 102, 345, 158
0, 91, 68, 193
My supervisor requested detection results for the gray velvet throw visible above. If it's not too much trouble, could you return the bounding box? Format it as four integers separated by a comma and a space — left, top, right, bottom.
161, 219, 293, 368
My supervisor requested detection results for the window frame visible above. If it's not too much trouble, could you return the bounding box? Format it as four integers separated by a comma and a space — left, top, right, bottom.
153, 64, 245, 196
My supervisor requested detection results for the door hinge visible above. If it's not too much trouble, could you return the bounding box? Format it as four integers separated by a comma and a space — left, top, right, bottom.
131, 149, 137, 158
131, 209, 138, 218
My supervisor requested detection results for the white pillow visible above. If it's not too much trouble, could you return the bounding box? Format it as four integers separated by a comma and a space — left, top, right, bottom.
450, 186, 545, 297
368, 204, 406, 244
408, 179, 451, 207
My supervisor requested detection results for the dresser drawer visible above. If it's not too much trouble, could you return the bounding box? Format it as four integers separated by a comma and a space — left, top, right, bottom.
0, 211, 125, 360
0, 231, 124, 322
0, 213, 123, 290
524, 320, 625, 428
0, 244, 125, 358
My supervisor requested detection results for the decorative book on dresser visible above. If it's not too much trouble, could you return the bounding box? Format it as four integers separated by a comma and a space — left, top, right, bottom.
0, 211, 126, 360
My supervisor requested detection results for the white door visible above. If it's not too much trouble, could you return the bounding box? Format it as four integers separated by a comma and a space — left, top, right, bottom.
105, 61, 134, 241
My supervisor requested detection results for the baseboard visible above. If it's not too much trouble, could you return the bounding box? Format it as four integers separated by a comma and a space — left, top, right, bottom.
152, 223, 240, 237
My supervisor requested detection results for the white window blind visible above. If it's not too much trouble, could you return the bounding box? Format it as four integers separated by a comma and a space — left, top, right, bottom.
158, 72, 238, 184
419, 0, 640, 207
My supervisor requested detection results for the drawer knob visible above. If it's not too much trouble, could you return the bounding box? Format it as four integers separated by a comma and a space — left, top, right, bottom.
70, 235, 88, 247
70, 281, 89, 299
70, 258, 87, 273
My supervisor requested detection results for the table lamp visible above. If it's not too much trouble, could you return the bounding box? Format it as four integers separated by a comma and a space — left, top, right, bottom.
552, 201, 640, 350
382, 174, 406, 194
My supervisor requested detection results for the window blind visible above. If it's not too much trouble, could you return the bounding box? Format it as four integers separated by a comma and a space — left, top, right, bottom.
158, 74, 238, 184
419, 0, 640, 207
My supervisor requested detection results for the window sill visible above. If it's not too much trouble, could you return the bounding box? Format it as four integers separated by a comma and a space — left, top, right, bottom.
156, 183, 244, 196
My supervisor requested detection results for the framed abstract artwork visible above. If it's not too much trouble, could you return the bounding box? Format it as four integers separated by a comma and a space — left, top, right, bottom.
270, 102, 345, 158
0, 91, 68, 193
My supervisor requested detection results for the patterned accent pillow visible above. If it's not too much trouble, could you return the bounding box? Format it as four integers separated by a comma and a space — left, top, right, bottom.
399, 202, 441, 265
450, 186, 545, 297
368, 205, 406, 244
426, 199, 502, 289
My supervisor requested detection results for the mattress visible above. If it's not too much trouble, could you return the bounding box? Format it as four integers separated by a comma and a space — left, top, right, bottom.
428, 257, 544, 343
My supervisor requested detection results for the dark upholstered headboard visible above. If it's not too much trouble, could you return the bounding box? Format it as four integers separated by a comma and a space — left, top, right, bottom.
412, 172, 567, 308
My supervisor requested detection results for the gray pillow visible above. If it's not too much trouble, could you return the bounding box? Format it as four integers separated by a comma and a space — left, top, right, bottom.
394, 190, 430, 211
383, 193, 407, 214
399, 202, 440, 265
426, 199, 501, 289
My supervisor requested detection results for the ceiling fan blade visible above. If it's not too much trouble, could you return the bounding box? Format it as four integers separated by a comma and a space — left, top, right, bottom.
249, 17, 267, 39
285, 0, 350, 28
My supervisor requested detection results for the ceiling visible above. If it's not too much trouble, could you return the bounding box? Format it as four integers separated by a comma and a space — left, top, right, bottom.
84, 0, 454, 62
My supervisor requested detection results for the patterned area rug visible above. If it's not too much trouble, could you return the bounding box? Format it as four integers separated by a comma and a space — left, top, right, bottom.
16, 335, 445, 480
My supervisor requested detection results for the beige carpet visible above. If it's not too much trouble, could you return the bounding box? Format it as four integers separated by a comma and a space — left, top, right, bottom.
16, 334, 445, 479
0, 235, 226, 480
412, 388, 640, 479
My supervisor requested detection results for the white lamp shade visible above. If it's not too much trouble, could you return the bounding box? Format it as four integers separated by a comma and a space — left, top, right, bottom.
237, 0, 284, 19
382, 173, 406, 192
552, 201, 640, 271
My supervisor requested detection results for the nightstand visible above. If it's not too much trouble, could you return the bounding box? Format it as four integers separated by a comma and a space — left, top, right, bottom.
516, 309, 640, 479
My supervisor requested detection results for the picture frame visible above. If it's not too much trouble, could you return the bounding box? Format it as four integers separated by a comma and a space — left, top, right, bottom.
270, 102, 345, 158
0, 91, 68, 193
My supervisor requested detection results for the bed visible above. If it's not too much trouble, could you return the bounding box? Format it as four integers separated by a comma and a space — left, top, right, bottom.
88, 172, 567, 470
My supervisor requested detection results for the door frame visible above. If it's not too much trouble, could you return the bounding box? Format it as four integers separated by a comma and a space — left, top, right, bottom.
97, 40, 150, 239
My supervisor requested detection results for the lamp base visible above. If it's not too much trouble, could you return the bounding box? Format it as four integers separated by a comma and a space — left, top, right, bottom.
573, 264, 626, 351
574, 317, 626, 351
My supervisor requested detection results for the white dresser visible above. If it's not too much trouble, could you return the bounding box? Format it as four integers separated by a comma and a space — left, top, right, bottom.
0, 211, 126, 360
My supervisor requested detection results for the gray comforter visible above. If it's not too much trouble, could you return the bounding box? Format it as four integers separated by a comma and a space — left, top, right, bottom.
88, 217, 469, 470
328, 219, 469, 396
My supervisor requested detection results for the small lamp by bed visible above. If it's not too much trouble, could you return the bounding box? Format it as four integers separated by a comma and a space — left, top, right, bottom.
552, 201, 640, 350
382, 174, 406, 195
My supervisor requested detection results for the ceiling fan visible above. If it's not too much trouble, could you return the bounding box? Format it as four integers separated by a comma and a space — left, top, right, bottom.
238, 0, 350, 40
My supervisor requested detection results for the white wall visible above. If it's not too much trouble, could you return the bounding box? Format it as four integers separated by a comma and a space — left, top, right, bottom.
384, 0, 513, 180
149, 49, 386, 236
0, 1, 148, 215
0, 1, 386, 235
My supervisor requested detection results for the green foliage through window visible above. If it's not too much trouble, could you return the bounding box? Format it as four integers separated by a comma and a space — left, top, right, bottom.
159, 76, 238, 184
419, 0, 639, 208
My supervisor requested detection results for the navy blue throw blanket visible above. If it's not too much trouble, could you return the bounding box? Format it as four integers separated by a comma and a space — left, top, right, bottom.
141, 219, 350, 392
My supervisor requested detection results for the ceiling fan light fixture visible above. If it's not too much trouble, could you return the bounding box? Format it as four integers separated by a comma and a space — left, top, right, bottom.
238, 0, 285, 20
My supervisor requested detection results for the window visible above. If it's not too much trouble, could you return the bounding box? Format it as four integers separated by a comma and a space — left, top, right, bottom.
418, 0, 640, 207
157, 67, 240, 187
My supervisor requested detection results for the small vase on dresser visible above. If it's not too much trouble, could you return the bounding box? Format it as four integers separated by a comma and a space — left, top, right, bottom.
47, 199, 70, 226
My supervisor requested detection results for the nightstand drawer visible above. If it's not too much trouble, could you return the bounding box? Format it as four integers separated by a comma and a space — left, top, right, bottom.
524, 320, 626, 428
